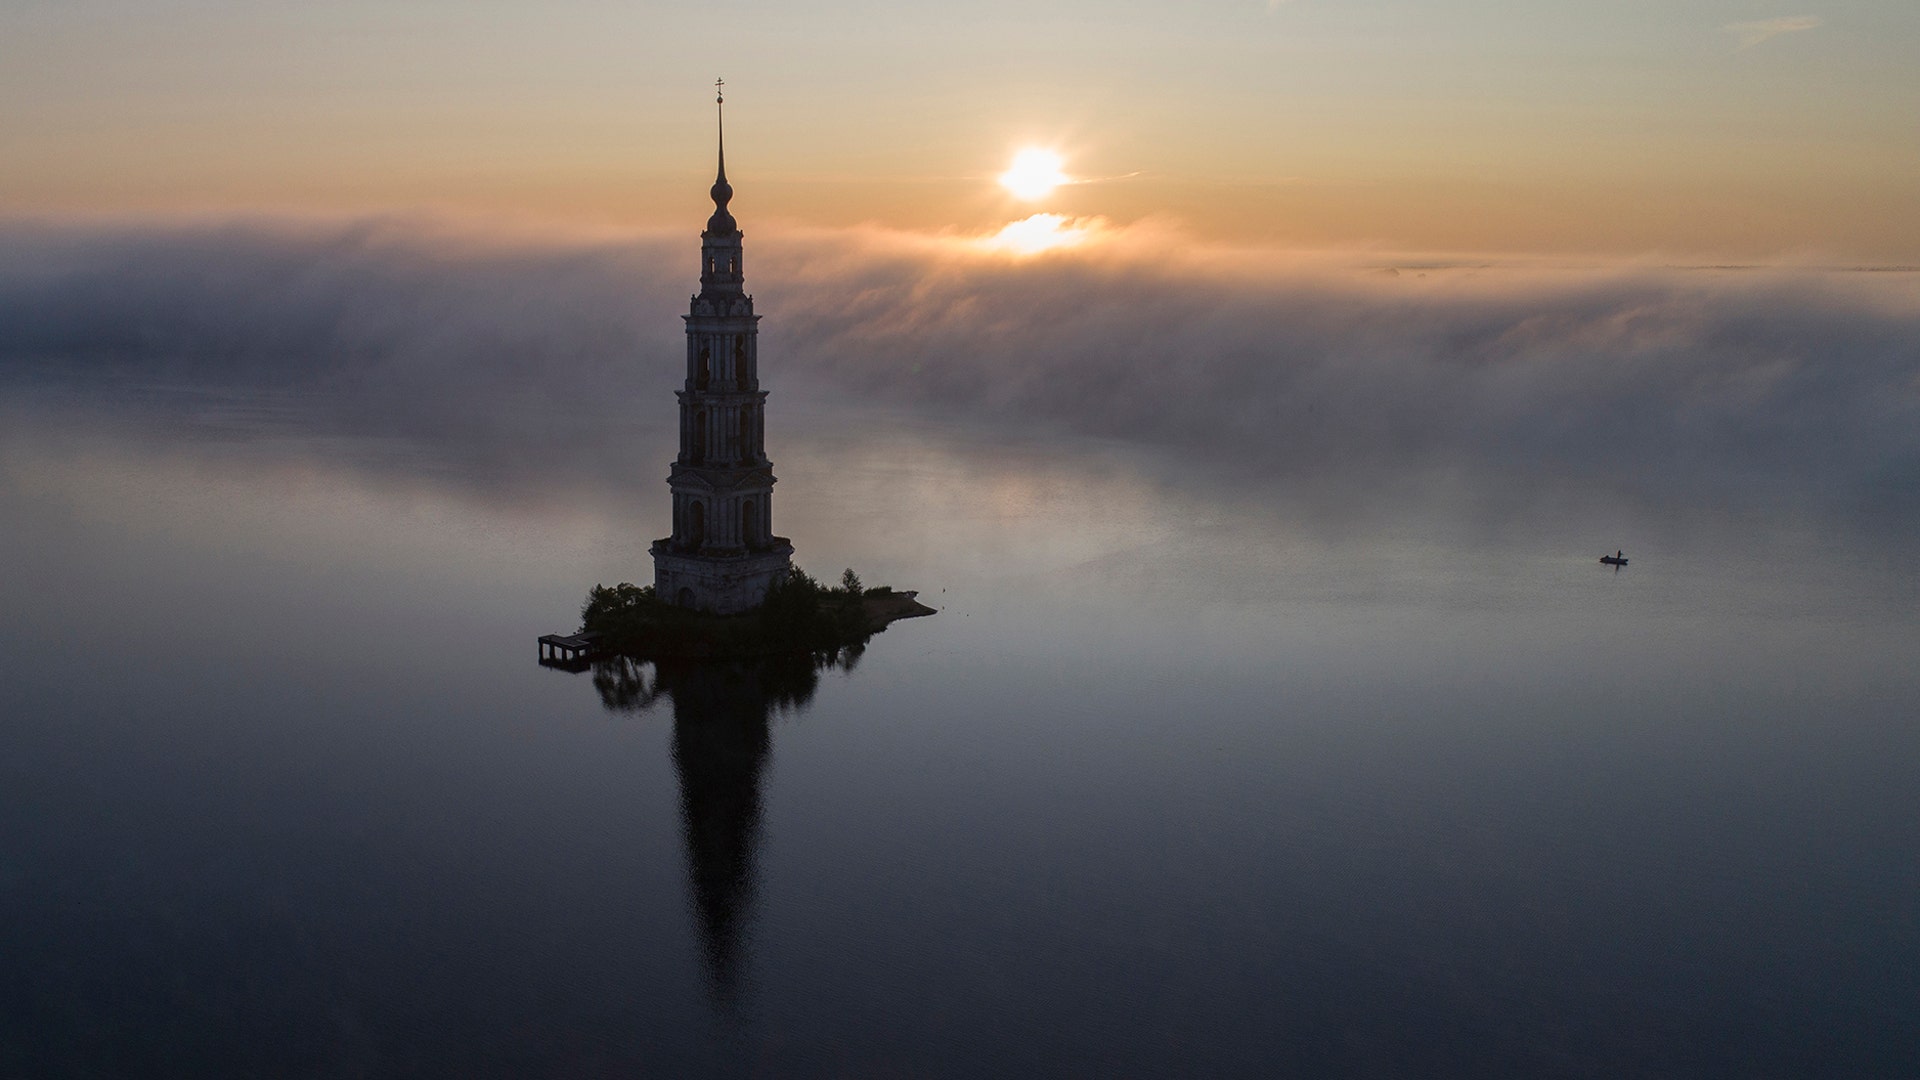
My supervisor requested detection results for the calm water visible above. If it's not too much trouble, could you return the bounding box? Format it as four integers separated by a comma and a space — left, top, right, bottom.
3, 384, 1918, 1078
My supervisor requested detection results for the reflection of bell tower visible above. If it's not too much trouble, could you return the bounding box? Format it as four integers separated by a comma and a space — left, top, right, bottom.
667, 664, 774, 1002
588, 652, 845, 1003
650, 80, 795, 613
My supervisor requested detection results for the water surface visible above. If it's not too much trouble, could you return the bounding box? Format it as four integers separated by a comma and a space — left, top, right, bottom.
2, 362, 1917, 1078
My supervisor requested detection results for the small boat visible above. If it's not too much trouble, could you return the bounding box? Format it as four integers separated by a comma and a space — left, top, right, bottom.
1599, 554, 1628, 566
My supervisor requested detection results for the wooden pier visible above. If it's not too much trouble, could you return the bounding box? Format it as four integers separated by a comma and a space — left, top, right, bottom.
537, 631, 600, 671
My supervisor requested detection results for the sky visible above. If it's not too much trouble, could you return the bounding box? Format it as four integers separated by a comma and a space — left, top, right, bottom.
3, 0, 1917, 259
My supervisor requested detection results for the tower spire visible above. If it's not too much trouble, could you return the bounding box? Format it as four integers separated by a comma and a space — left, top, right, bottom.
710, 78, 733, 222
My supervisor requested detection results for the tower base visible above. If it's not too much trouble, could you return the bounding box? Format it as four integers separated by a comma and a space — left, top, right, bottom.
651, 540, 795, 615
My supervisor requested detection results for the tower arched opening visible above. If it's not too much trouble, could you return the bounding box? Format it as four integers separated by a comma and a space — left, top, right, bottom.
686, 500, 705, 550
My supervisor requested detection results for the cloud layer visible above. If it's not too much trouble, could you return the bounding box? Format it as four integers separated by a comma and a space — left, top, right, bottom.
2, 218, 1916, 527
1725, 15, 1823, 50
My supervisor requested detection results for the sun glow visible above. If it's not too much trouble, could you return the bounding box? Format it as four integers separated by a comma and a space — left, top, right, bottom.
998, 149, 1069, 201
978, 213, 1097, 255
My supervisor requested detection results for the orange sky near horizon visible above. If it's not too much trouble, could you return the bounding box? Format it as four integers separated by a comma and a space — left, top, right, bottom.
4, 1, 1917, 260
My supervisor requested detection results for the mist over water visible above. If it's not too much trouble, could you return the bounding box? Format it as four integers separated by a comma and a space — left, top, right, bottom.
4, 219, 1917, 526
3, 218, 1918, 1077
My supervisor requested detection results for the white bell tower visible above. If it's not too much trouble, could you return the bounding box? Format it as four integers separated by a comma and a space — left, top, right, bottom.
650, 81, 794, 613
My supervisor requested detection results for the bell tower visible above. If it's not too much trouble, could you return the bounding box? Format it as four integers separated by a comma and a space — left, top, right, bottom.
651, 81, 795, 613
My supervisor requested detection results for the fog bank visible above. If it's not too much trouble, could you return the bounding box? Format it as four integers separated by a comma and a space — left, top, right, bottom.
3, 218, 1916, 524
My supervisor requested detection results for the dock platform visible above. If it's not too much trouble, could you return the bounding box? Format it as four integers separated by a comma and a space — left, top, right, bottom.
537, 631, 601, 671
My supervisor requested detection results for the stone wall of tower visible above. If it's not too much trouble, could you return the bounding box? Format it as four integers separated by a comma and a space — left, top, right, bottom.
678, 322, 764, 468
665, 306, 776, 556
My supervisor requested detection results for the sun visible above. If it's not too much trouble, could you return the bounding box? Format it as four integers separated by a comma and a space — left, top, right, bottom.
998, 148, 1069, 201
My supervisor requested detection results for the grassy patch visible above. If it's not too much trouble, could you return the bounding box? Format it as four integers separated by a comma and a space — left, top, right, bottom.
580, 565, 888, 659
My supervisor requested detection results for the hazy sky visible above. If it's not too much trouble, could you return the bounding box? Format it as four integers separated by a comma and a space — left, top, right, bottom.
3, 1, 1917, 257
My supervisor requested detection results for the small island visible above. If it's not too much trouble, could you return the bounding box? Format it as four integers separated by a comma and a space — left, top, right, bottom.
541, 567, 934, 667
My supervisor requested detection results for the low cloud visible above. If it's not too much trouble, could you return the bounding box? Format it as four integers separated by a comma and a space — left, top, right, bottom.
1725, 15, 1822, 50
1, 217, 1916, 529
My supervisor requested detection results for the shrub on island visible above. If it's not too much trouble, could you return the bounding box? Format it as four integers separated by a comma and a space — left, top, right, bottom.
579, 565, 901, 658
